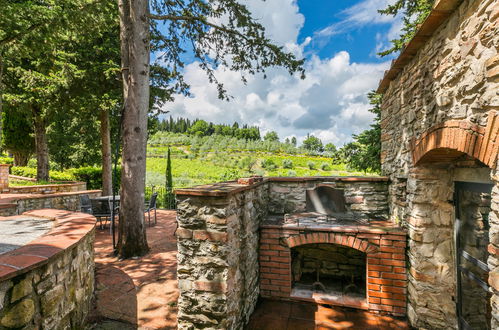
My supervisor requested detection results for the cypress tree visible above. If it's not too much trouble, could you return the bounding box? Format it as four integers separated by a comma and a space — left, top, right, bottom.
164, 147, 174, 209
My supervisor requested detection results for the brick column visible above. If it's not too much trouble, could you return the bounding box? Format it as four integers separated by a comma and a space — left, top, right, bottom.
0, 164, 10, 191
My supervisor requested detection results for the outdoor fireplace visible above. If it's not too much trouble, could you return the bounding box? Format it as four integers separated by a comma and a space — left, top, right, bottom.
260, 180, 407, 315
290, 243, 366, 306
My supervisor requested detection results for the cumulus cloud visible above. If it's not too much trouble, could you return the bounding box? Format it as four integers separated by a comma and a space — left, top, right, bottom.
160, 0, 392, 146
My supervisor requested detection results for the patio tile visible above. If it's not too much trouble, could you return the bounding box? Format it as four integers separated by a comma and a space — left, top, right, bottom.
91, 210, 178, 329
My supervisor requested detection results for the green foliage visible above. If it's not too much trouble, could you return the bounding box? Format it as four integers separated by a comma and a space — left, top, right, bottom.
263, 131, 279, 142
2, 104, 35, 166
320, 162, 331, 171
287, 170, 297, 176
71, 166, 121, 190
378, 0, 434, 56
261, 158, 277, 170
340, 92, 382, 173
0, 157, 13, 165
307, 161, 316, 170
164, 147, 175, 209
324, 143, 337, 153
282, 159, 293, 169
302, 134, 324, 153
238, 156, 257, 172
11, 166, 73, 181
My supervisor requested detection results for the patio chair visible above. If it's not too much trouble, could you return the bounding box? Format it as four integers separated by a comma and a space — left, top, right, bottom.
145, 192, 158, 226
90, 199, 112, 229
80, 194, 92, 214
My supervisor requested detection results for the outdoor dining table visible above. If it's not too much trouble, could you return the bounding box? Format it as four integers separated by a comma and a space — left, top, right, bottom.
90, 195, 120, 248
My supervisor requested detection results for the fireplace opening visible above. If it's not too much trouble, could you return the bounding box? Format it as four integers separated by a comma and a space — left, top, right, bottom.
290, 243, 367, 308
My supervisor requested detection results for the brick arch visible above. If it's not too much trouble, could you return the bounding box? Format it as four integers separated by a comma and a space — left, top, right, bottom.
411, 112, 498, 167
284, 232, 379, 254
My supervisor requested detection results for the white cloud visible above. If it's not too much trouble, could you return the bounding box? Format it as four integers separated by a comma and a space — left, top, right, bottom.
164, 51, 389, 146
159, 0, 392, 146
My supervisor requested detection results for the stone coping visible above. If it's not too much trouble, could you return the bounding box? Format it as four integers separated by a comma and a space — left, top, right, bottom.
0, 209, 96, 281
8, 181, 86, 189
377, 0, 462, 93
175, 176, 389, 197
0, 189, 101, 203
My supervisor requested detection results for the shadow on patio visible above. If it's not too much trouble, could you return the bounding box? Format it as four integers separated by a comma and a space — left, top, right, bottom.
90, 210, 178, 329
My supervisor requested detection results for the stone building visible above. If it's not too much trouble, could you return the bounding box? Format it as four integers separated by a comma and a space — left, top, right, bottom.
377, 0, 499, 328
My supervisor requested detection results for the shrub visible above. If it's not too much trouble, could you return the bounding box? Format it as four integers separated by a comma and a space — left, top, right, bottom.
11, 166, 74, 181
320, 162, 331, 171
261, 158, 277, 170
282, 159, 293, 169
307, 161, 316, 170
0, 157, 14, 166
70, 166, 121, 191
287, 170, 297, 176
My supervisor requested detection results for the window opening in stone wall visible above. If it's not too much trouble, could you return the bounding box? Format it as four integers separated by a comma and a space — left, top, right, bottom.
290, 243, 366, 308
455, 181, 493, 330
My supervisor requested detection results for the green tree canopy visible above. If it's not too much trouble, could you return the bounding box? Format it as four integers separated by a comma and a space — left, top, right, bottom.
302, 134, 324, 152
263, 131, 279, 142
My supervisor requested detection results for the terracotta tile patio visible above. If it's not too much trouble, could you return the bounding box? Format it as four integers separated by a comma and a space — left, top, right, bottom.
89, 210, 409, 329
91, 210, 179, 329
246, 299, 409, 330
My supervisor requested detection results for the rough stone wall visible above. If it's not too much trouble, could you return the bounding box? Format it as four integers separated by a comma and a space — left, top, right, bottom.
380, 0, 499, 328
0, 232, 95, 329
175, 183, 268, 329
268, 179, 389, 219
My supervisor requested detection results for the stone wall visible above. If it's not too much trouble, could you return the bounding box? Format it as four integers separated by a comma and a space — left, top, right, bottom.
0, 210, 95, 329
175, 183, 268, 329
7, 182, 87, 194
267, 177, 389, 219
378, 0, 499, 327
0, 190, 101, 216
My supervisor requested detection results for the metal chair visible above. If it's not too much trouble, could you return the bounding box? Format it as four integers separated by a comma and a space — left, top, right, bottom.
90, 199, 112, 229
145, 192, 158, 226
80, 194, 92, 214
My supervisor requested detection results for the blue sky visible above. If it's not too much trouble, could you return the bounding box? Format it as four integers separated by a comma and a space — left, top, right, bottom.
163, 0, 401, 146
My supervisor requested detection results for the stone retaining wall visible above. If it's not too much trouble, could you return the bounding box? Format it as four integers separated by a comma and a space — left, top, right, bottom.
378, 0, 499, 327
0, 209, 95, 329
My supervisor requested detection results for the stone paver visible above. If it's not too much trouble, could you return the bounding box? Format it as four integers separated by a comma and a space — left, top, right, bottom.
0, 216, 53, 254
90, 210, 178, 329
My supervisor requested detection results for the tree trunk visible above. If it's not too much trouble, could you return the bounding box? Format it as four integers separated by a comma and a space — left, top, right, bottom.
0, 52, 4, 151
116, 0, 150, 258
13, 152, 29, 167
100, 108, 112, 195
33, 107, 49, 181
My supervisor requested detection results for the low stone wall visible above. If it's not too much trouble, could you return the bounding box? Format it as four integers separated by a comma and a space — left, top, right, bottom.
0, 209, 95, 329
0, 190, 101, 216
6, 182, 87, 194
267, 177, 389, 219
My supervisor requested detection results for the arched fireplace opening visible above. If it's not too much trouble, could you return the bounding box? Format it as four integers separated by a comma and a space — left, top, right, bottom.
290, 243, 366, 307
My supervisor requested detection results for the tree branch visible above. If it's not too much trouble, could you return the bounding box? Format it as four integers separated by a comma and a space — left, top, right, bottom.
146, 13, 250, 41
